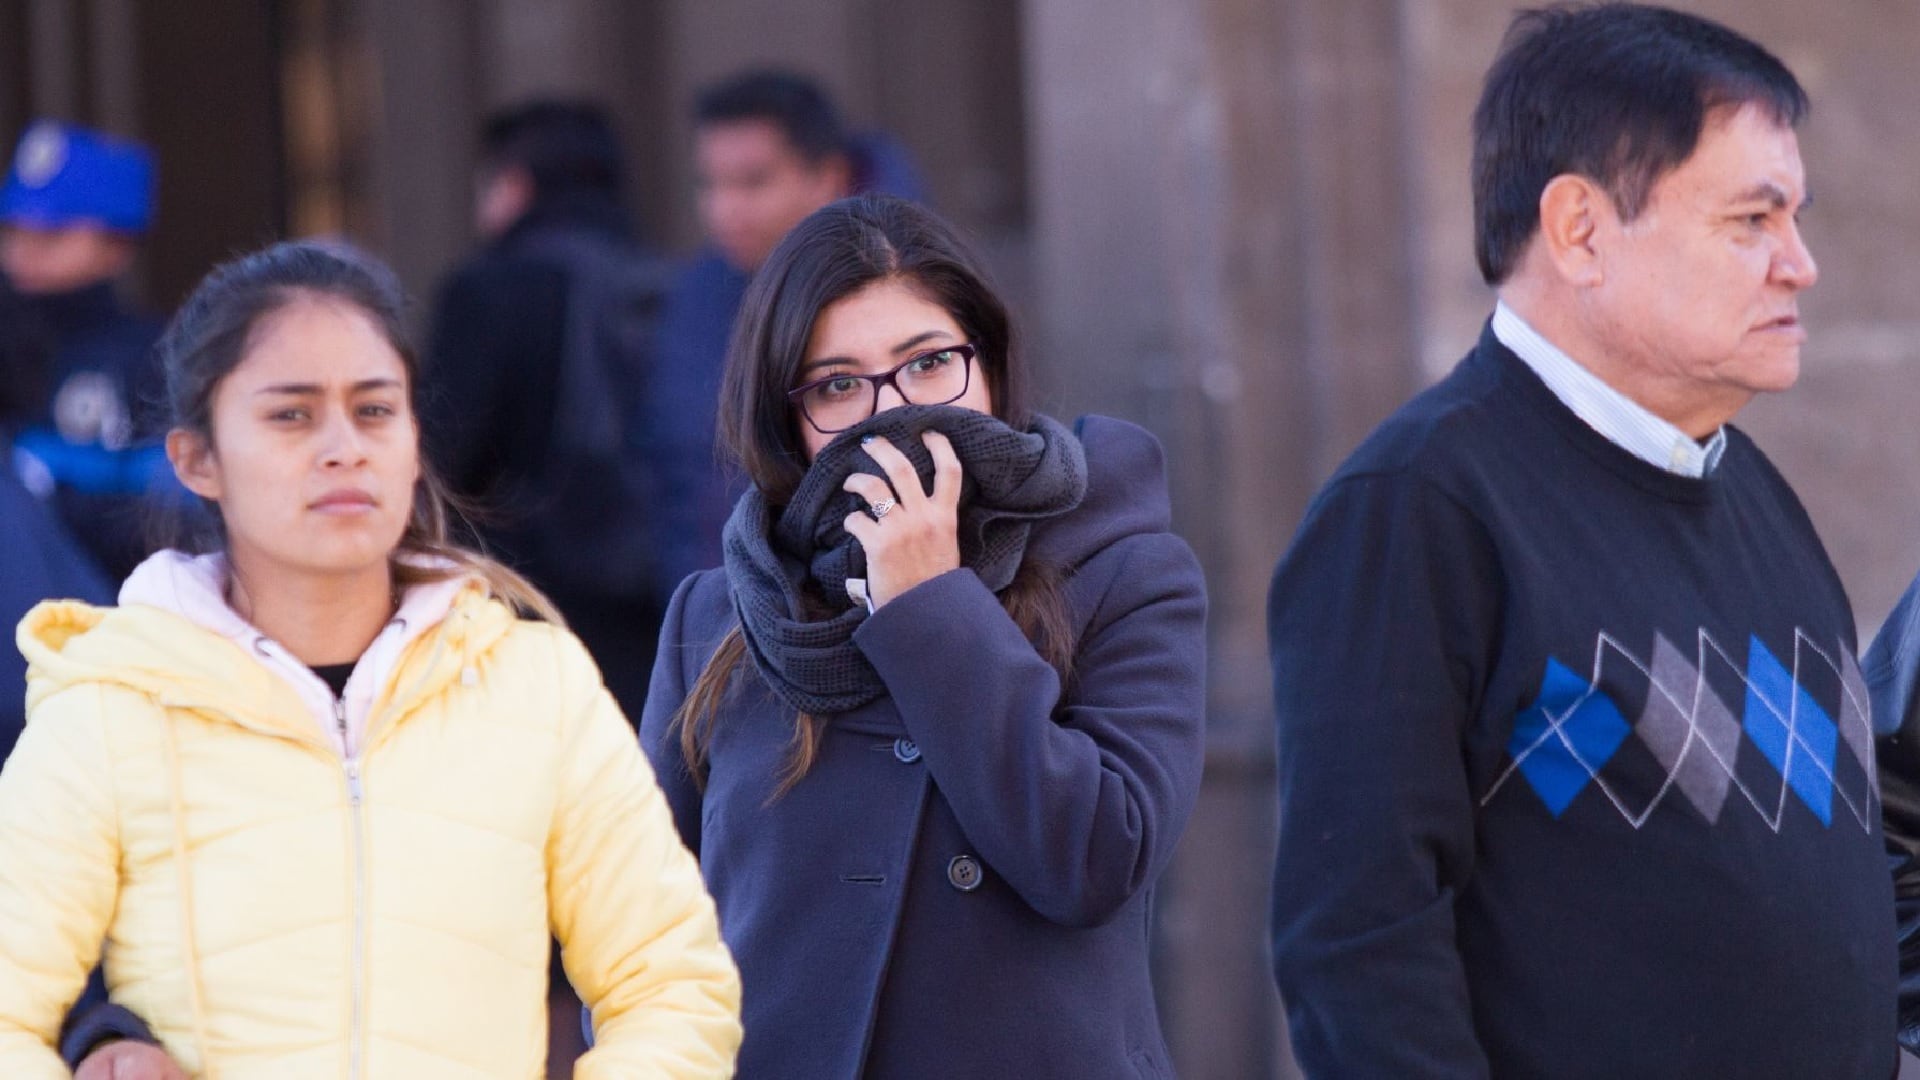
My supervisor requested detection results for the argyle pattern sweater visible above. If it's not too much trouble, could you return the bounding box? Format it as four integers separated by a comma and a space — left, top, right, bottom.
1268, 324, 1896, 1079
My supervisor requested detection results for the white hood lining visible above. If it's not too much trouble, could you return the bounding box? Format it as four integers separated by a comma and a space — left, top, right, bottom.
119, 550, 475, 757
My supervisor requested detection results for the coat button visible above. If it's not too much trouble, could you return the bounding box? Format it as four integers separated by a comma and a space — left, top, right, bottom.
892, 738, 921, 763
947, 854, 983, 892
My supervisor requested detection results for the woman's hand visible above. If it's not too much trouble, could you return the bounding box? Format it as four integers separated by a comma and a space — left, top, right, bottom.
842, 431, 963, 608
76, 1041, 188, 1080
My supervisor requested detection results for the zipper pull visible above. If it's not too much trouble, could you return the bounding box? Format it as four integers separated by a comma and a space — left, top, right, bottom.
345, 760, 363, 804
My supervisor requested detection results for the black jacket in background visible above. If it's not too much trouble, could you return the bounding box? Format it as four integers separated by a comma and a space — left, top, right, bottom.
421, 192, 659, 720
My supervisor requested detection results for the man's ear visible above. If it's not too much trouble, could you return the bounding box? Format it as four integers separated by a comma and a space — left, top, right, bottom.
1535, 174, 1611, 288
166, 428, 221, 501
475, 165, 535, 239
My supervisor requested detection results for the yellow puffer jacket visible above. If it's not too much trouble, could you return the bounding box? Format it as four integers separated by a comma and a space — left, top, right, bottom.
0, 583, 740, 1079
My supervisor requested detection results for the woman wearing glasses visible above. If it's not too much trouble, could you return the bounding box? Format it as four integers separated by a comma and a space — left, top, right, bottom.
640, 194, 1207, 1078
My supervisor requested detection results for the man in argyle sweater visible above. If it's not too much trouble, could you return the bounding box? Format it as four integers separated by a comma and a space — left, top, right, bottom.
1268, 6, 1896, 1077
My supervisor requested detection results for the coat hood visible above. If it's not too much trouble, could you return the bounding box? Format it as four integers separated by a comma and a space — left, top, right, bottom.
17, 552, 516, 747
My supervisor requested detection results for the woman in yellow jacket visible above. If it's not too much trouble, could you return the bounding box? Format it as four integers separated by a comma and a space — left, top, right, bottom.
0, 240, 741, 1079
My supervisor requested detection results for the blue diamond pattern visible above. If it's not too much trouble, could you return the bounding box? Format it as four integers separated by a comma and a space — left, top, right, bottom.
1741, 636, 1838, 826
1510, 657, 1631, 817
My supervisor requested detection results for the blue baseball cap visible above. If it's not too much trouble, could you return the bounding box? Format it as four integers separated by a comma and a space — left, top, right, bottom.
0, 121, 155, 234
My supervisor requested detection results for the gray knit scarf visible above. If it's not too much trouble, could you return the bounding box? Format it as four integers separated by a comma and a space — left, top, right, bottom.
723, 404, 1087, 717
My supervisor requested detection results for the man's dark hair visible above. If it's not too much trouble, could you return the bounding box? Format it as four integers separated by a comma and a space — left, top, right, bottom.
479, 100, 624, 199
694, 69, 846, 164
1472, 2, 1807, 285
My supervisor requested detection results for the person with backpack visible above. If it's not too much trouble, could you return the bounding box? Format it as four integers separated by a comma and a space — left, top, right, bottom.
422, 99, 668, 724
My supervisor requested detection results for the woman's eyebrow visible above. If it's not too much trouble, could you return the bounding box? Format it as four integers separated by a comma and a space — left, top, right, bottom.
253, 377, 404, 396
889, 330, 954, 354
801, 330, 957, 375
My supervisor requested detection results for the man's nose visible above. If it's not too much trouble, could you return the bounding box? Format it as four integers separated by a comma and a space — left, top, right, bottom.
1776, 222, 1818, 290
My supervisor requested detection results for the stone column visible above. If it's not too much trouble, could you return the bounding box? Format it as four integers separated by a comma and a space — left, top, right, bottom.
24, 0, 79, 119
87, 0, 139, 136
1, 0, 24, 134
1023, 0, 1420, 1074
358, 0, 484, 311
129, 2, 282, 306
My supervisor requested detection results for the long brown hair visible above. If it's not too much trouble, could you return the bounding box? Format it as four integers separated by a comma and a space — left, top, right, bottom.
677, 194, 1075, 790
155, 239, 563, 623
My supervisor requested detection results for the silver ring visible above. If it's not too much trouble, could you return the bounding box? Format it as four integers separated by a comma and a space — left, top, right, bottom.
869, 497, 898, 520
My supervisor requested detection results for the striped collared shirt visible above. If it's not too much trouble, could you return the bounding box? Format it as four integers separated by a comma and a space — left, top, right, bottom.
1491, 301, 1726, 478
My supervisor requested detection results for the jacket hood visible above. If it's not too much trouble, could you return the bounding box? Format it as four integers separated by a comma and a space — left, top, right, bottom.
1025, 414, 1176, 571
18, 552, 516, 744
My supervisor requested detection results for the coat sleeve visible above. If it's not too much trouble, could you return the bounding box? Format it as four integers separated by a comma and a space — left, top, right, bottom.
852, 532, 1208, 928
546, 632, 742, 1079
59, 975, 158, 1067
1863, 570, 1920, 1054
636, 573, 707, 855
0, 685, 122, 1078
1267, 470, 1497, 1078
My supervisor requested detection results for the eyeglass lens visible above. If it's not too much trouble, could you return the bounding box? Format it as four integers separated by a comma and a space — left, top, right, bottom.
799, 347, 972, 433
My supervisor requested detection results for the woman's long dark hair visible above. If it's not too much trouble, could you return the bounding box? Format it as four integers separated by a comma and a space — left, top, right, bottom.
157, 239, 561, 622
677, 194, 1074, 790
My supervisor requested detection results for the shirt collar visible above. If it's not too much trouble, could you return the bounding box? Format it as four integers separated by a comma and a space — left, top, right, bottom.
1492, 301, 1726, 477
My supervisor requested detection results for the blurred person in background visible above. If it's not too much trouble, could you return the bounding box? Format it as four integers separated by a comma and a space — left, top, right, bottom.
7, 239, 741, 1079
1, 120, 176, 581
0, 275, 109, 762
652, 69, 924, 590
1866, 554, 1920, 1058
3, 274, 130, 1078
422, 99, 670, 725
641, 194, 1206, 1077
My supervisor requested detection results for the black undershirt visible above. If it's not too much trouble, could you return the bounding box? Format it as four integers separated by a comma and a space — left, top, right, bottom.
310, 662, 354, 699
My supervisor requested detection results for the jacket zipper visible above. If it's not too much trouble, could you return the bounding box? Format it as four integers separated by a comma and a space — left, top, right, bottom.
338, 696, 368, 1080
161, 629, 452, 1080
336, 629, 452, 1079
